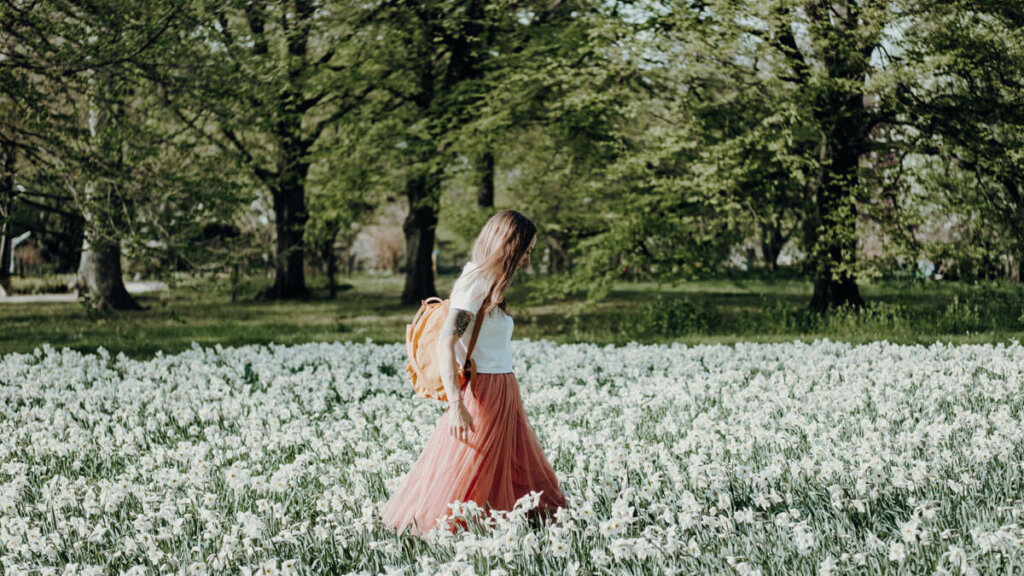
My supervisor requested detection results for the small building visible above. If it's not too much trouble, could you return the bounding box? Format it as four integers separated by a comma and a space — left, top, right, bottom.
12, 235, 44, 276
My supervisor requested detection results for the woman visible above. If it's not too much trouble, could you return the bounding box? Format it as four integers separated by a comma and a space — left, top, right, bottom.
380, 210, 567, 537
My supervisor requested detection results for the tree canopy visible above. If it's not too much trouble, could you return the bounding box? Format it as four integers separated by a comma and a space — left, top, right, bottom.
2, 0, 1022, 308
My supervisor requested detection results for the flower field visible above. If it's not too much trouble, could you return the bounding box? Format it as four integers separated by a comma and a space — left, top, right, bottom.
1, 339, 1023, 575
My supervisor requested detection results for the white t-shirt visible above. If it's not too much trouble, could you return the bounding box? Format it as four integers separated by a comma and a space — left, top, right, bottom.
448, 261, 515, 373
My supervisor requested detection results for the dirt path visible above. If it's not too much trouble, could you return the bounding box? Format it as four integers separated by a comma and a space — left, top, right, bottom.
0, 281, 168, 304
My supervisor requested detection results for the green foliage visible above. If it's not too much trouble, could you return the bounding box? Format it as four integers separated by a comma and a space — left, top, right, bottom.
2, 273, 1024, 358
636, 294, 722, 336
936, 295, 985, 334
1, 0, 250, 284
9, 275, 75, 295
892, 0, 1024, 278
5, 0, 1024, 308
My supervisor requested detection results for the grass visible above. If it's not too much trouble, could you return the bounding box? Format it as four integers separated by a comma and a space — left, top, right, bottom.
2, 271, 1023, 359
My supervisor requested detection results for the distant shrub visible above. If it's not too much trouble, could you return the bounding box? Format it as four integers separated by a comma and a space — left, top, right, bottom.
754, 299, 912, 338
756, 298, 817, 334
820, 301, 911, 338
10, 274, 74, 295
935, 294, 985, 333
636, 295, 720, 336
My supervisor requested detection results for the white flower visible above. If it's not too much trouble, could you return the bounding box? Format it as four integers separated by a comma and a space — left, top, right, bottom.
258, 558, 279, 575
522, 532, 538, 552
281, 559, 299, 576
736, 563, 762, 576
590, 547, 610, 565
754, 493, 771, 510
6, 338, 1024, 576
687, 537, 701, 558
549, 535, 570, 557
793, 524, 815, 556
818, 556, 837, 576
944, 545, 968, 572
735, 508, 755, 524
899, 516, 921, 543
609, 538, 633, 561
889, 541, 907, 563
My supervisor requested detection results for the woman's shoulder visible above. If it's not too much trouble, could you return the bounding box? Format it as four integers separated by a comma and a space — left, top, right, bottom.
451, 262, 486, 293
455, 261, 485, 284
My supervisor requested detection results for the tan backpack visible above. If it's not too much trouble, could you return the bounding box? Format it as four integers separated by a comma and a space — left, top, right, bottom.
405, 297, 486, 402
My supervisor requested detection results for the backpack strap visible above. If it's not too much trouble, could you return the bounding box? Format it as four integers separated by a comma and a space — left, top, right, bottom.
463, 302, 487, 373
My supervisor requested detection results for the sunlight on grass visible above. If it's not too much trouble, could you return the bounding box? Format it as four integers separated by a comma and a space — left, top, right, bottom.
2, 273, 1022, 358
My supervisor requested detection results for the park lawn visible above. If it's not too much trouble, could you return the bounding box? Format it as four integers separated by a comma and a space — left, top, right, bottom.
1, 273, 1023, 359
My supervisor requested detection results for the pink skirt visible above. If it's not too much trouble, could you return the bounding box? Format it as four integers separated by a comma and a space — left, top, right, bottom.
380, 372, 566, 537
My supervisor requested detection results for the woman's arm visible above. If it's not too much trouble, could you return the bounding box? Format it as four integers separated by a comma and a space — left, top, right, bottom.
437, 307, 475, 440
437, 308, 472, 401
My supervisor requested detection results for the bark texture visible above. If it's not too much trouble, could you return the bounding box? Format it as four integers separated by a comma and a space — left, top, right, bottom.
0, 225, 10, 298
476, 151, 495, 208
75, 72, 141, 311
759, 225, 786, 273
75, 238, 142, 310
402, 174, 439, 304
0, 141, 13, 297
802, 2, 872, 312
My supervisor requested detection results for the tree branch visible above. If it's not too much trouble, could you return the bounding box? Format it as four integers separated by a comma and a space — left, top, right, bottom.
16, 195, 81, 219
773, 24, 810, 83
302, 85, 378, 148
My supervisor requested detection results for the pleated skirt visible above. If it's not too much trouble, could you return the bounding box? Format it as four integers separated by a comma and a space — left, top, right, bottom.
379, 372, 566, 537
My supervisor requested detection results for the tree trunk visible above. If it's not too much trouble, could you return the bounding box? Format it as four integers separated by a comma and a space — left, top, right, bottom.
326, 236, 338, 299
547, 235, 570, 274
0, 141, 13, 297
804, 9, 871, 313
476, 150, 495, 208
254, 6, 313, 301
808, 142, 865, 312
75, 238, 142, 310
264, 165, 311, 299
759, 225, 785, 273
269, 190, 308, 299
74, 71, 141, 311
810, 275, 862, 313
808, 144, 865, 313
401, 173, 438, 304
0, 222, 10, 298
231, 261, 240, 303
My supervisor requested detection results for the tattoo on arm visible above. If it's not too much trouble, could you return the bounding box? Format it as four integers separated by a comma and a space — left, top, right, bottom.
441, 309, 474, 339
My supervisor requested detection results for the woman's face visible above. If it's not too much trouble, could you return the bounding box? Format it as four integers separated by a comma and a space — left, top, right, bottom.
517, 235, 537, 271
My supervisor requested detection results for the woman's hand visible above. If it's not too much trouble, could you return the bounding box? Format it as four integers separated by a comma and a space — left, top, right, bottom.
448, 399, 475, 442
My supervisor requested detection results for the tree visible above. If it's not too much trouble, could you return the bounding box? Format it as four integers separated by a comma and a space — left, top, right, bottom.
72, 69, 142, 310
628, 1, 904, 311
0, 0, 183, 308
898, 0, 1024, 280
305, 119, 379, 298
365, 0, 596, 303
446, 2, 642, 294
155, 0, 381, 299
365, 0, 501, 303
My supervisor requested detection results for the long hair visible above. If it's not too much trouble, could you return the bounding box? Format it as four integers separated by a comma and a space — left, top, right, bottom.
463, 210, 536, 315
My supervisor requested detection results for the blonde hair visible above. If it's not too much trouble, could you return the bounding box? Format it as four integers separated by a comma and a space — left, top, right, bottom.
463, 210, 536, 315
